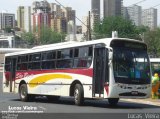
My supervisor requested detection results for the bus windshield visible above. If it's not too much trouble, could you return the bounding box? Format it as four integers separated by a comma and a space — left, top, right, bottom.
112, 42, 151, 85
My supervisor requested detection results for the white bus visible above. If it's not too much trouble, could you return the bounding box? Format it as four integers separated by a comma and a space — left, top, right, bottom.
0, 35, 15, 48
149, 58, 160, 75
3, 38, 152, 106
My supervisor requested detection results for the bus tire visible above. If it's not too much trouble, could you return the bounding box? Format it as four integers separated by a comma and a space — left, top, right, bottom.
19, 84, 32, 102
108, 98, 119, 106
74, 84, 84, 106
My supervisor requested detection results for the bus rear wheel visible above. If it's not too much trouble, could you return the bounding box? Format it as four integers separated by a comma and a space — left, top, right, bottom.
74, 84, 84, 106
19, 84, 33, 102
108, 98, 119, 106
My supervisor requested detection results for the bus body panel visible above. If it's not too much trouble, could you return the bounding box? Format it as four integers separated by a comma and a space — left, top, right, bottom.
150, 58, 160, 75
14, 71, 93, 98
109, 83, 151, 99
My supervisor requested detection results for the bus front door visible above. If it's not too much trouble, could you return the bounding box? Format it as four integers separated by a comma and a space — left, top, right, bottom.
93, 47, 109, 97
9, 58, 16, 92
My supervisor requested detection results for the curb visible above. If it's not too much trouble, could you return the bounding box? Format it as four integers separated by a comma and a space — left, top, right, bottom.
121, 99, 160, 106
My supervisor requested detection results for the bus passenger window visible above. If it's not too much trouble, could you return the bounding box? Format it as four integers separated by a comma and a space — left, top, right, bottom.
88, 46, 93, 56
42, 51, 56, 60
56, 60, 72, 69
17, 63, 27, 71
73, 58, 92, 68
57, 51, 61, 59
5, 65, 10, 71
29, 53, 41, 61
5, 58, 11, 71
74, 49, 79, 57
28, 62, 40, 70
17, 55, 28, 71
73, 46, 93, 68
78, 59, 87, 67
42, 61, 55, 69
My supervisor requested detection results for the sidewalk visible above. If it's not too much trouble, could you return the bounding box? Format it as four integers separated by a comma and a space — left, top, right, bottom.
121, 98, 160, 106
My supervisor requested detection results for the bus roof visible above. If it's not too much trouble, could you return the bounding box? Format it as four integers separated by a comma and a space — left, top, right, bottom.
149, 58, 160, 62
5, 38, 145, 57
0, 48, 28, 54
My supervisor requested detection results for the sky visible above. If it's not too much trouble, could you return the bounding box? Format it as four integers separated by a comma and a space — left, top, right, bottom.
0, 0, 160, 25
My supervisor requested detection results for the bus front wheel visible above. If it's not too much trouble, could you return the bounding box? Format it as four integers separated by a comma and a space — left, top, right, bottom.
19, 84, 33, 102
74, 84, 84, 106
108, 98, 119, 106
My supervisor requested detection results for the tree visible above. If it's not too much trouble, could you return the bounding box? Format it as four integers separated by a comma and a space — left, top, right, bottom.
39, 26, 66, 45
3, 26, 12, 33
143, 28, 160, 57
93, 16, 145, 40
21, 32, 36, 47
21, 26, 66, 46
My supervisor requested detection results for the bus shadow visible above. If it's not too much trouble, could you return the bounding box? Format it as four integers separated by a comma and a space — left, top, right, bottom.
83, 100, 160, 109
11, 97, 160, 109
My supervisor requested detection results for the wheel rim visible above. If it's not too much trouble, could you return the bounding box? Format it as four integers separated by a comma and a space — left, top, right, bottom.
21, 86, 26, 99
74, 89, 79, 103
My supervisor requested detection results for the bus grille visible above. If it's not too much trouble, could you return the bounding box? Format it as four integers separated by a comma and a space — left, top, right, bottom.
119, 92, 146, 97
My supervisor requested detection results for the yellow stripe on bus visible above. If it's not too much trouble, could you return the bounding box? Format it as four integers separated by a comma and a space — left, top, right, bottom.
28, 74, 72, 88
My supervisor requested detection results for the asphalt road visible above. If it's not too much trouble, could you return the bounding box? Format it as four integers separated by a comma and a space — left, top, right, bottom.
0, 73, 160, 119
0, 93, 160, 119
0, 92, 160, 113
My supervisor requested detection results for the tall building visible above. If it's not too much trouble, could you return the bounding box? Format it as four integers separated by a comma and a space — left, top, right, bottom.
82, 16, 89, 35
76, 26, 82, 34
66, 20, 77, 41
142, 8, 157, 30
104, 0, 122, 17
91, 12, 100, 30
32, 0, 51, 33
123, 5, 142, 26
17, 6, 24, 30
50, 17, 67, 33
62, 7, 76, 24
17, 6, 31, 32
24, 7, 31, 32
50, 3, 68, 33
0, 12, 15, 30
50, 3, 61, 18
91, 0, 100, 17
91, 0, 100, 31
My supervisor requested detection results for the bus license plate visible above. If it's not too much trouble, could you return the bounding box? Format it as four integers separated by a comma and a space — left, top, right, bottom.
131, 91, 138, 95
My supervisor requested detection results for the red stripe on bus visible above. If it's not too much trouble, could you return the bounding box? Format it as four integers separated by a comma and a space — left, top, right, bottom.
15, 68, 93, 80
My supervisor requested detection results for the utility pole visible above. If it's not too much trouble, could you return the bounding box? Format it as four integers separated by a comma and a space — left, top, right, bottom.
88, 11, 91, 41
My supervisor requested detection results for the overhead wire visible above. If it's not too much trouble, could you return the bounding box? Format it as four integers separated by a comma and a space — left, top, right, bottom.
55, 0, 88, 28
